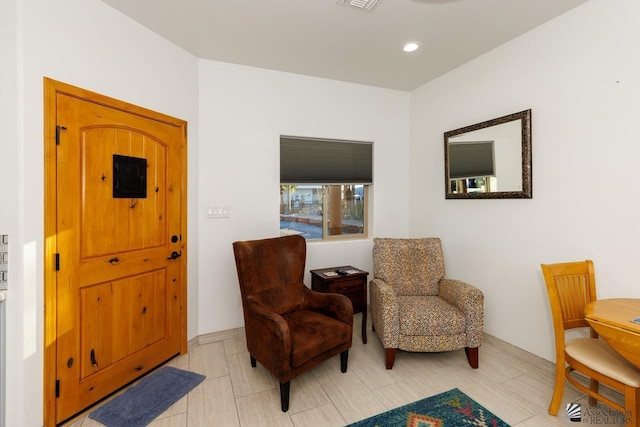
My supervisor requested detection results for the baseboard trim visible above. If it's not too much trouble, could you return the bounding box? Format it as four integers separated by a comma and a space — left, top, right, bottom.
191, 327, 245, 346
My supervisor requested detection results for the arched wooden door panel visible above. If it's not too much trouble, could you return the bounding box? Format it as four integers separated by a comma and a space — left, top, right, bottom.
44, 79, 188, 425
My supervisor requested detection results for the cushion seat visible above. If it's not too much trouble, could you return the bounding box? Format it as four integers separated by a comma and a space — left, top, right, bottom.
285, 310, 352, 367
566, 338, 640, 387
398, 296, 466, 336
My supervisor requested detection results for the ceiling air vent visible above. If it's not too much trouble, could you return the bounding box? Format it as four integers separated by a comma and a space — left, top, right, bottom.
336, 0, 380, 12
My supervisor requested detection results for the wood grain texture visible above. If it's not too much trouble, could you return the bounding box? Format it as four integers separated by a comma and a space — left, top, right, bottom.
585, 299, 640, 369
44, 78, 188, 425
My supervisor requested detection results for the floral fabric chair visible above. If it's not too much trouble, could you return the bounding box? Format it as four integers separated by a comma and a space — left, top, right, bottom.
370, 237, 484, 369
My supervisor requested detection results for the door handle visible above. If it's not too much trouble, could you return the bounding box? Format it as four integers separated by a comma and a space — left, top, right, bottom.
90, 348, 98, 369
167, 251, 182, 260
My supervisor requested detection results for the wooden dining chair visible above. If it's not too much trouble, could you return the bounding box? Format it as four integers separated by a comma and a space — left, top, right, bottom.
542, 260, 640, 426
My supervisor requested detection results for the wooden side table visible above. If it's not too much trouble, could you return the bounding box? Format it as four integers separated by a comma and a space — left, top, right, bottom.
310, 266, 369, 344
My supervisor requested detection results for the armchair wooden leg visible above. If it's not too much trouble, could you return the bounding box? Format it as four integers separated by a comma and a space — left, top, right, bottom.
340, 350, 349, 373
385, 348, 397, 370
250, 355, 256, 367
465, 347, 479, 369
280, 381, 290, 412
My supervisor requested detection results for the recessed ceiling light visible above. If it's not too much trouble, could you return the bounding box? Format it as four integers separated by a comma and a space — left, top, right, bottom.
403, 41, 421, 53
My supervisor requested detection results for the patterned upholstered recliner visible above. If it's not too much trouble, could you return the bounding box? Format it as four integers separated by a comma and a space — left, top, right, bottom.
370, 238, 484, 369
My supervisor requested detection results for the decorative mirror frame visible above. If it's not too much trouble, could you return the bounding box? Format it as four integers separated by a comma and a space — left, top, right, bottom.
444, 109, 532, 199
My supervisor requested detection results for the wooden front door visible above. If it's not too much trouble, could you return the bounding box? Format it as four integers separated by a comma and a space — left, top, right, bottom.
44, 79, 188, 425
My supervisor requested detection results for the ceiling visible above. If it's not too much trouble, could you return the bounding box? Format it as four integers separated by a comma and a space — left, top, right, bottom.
102, 0, 588, 91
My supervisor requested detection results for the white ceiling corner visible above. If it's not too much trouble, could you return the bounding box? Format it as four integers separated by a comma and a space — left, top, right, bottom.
101, 0, 589, 91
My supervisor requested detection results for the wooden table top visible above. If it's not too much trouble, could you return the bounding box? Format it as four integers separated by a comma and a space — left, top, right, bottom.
584, 298, 640, 334
310, 266, 369, 277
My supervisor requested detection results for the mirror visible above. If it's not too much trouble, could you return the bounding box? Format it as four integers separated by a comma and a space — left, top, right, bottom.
444, 109, 531, 199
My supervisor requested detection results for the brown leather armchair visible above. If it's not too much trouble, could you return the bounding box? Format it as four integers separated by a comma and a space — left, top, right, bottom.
232, 235, 353, 412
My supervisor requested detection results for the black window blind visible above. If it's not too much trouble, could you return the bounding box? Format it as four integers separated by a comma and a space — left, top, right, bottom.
448, 141, 495, 179
280, 136, 373, 184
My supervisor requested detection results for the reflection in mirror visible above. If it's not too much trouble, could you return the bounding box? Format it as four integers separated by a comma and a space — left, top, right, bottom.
444, 110, 531, 199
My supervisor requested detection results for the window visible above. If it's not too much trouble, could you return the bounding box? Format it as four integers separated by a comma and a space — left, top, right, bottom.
280, 185, 367, 239
448, 141, 495, 179
448, 140, 495, 194
279, 136, 372, 240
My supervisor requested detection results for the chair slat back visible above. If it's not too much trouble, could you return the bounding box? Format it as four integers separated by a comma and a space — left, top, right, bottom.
541, 260, 597, 332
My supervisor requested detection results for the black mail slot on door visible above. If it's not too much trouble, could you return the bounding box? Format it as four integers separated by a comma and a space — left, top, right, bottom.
113, 154, 147, 199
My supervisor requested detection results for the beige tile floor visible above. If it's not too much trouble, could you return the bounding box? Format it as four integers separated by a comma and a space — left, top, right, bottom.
64, 312, 627, 427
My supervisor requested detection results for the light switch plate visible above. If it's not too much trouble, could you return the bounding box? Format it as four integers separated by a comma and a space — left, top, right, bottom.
205, 206, 230, 218
0, 234, 6, 289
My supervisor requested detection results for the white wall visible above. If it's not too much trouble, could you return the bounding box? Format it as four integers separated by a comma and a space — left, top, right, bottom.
9, 0, 637, 424
3, 0, 199, 425
3, 1, 410, 423
409, 0, 640, 361
197, 60, 410, 334
0, 0, 20, 423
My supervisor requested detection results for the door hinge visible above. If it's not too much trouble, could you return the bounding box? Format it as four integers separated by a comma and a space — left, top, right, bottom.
55, 125, 67, 145
55, 379, 60, 398
55, 253, 60, 271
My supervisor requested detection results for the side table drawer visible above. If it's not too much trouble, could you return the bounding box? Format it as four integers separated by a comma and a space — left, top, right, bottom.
328, 279, 363, 295
330, 279, 365, 310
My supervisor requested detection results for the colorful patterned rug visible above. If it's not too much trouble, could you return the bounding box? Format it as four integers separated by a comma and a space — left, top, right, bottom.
346, 388, 511, 427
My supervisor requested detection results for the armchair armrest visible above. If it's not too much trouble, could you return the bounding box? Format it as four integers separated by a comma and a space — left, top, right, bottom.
369, 278, 400, 348
245, 297, 291, 370
302, 286, 353, 325
438, 278, 484, 347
